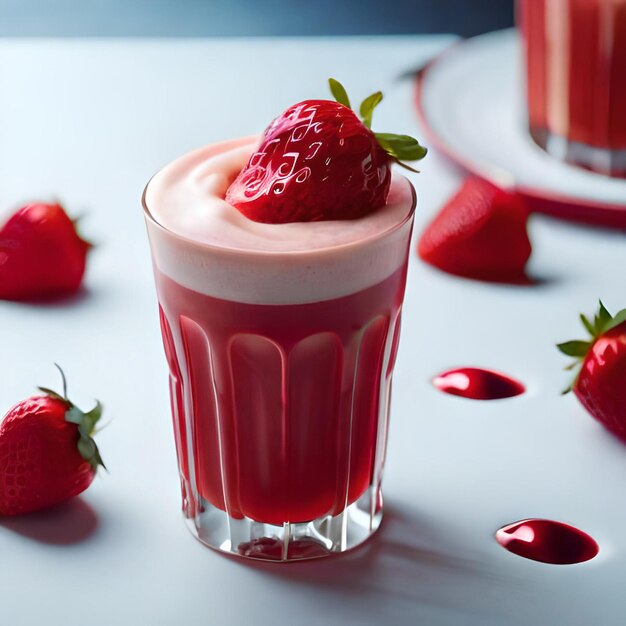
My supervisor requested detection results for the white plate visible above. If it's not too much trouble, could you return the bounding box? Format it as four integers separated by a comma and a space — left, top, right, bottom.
416, 29, 626, 228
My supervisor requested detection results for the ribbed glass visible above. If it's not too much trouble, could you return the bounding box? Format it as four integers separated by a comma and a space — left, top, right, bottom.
154, 264, 407, 561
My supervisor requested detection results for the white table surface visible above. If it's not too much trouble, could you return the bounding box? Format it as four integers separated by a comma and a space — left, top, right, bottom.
1, 35, 625, 626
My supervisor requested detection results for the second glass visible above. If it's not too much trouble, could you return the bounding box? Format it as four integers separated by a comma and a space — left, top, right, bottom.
519, 0, 626, 177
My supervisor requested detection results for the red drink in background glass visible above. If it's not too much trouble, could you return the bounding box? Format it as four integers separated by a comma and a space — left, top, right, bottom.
519, 0, 626, 177
143, 138, 415, 561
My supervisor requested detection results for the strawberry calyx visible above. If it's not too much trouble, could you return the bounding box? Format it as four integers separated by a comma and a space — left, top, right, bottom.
557, 301, 626, 394
38, 364, 106, 472
328, 78, 427, 172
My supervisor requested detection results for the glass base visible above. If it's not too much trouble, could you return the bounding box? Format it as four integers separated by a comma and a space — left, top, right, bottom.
183, 488, 383, 562
530, 127, 626, 178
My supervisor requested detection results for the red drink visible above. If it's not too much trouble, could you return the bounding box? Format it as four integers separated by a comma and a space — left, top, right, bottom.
519, 0, 626, 177
156, 264, 407, 526
143, 137, 415, 561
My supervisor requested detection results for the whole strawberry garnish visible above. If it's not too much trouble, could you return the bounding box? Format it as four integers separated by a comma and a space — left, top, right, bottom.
225, 78, 427, 223
0, 202, 91, 301
0, 365, 105, 516
417, 177, 532, 283
558, 301, 626, 441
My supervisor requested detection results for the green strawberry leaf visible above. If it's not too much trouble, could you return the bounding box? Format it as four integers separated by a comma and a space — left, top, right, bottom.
72, 399, 106, 471
77, 428, 107, 471
37, 386, 66, 402
579, 314, 595, 337
76, 424, 106, 470
597, 300, 612, 333
359, 91, 383, 129
606, 308, 626, 332
328, 78, 351, 109
375, 133, 428, 161
77, 436, 96, 460
65, 406, 85, 424
556, 340, 591, 357
91, 442, 106, 471
84, 400, 103, 427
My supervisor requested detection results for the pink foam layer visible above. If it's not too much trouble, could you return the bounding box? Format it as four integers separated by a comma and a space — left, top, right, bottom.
143, 137, 415, 304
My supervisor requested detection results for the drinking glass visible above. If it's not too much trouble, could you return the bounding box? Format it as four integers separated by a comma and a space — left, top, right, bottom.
143, 150, 415, 561
519, 0, 626, 177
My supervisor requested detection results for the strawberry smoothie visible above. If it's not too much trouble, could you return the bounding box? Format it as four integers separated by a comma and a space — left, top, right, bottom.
519, 0, 626, 177
144, 136, 415, 560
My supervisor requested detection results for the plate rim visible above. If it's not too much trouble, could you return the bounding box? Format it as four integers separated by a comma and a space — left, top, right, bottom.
414, 28, 626, 229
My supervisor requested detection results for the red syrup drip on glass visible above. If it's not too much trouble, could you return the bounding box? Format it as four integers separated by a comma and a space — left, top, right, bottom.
432, 367, 525, 400
495, 519, 599, 565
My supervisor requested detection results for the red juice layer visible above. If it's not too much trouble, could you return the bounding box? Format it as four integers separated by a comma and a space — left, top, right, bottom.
521, 0, 626, 149
156, 264, 407, 525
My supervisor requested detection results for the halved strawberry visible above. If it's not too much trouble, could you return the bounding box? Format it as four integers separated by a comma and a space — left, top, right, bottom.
417, 177, 532, 283
225, 78, 427, 223
558, 301, 626, 441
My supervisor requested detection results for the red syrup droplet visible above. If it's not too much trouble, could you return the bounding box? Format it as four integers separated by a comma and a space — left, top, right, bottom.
432, 367, 525, 400
495, 519, 599, 565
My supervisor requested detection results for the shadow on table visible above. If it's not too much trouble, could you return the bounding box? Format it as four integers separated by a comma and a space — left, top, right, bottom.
0, 286, 93, 309
0, 498, 99, 545
237, 504, 519, 621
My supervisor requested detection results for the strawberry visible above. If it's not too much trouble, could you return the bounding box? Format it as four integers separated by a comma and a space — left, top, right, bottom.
0, 365, 105, 516
558, 301, 626, 441
0, 202, 91, 301
417, 177, 532, 283
225, 78, 427, 223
